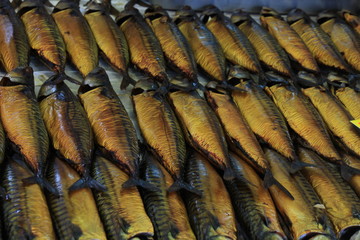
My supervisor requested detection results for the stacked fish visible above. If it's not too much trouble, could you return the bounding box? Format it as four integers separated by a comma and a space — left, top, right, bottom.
0, 0, 359, 239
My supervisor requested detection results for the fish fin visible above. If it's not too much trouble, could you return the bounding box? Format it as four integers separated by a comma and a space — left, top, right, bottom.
223, 167, 235, 181
71, 223, 83, 239
263, 170, 294, 200
341, 163, 360, 182
120, 73, 136, 90
22, 176, 59, 196
289, 160, 317, 174
68, 176, 107, 192
122, 177, 160, 192
168, 179, 202, 196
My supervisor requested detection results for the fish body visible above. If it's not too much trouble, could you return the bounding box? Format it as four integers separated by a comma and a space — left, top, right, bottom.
260, 7, 319, 73
302, 86, 360, 157
342, 153, 360, 198
52, 0, 98, 77
47, 157, 107, 240
335, 86, 360, 119
287, 9, 351, 72
145, 6, 197, 83
174, 6, 226, 82
18, 0, 66, 73
341, 10, 360, 35
0, 0, 30, 72
92, 155, 154, 240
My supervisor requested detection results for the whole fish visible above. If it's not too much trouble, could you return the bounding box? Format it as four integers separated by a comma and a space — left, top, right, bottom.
225, 152, 287, 240
260, 7, 319, 73
265, 148, 336, 240
132, 78, 198, 194
318, 11, 360, 72
287, 9, 351, 72
47, 157, 107, 240
145, 6, 198, 83
0, 0, 30, 72
229, 68, 296, 162
342, 153, 360, 197
265, 72, 341, 162
84, 1, 134, 89
231, 10, 294, 79
116, 6, 168, 84
140, 153, 196, 240
52, 0, 98, 77
174, 6, 227, 82
38, 75, 105, 192
168, 79, 235, 180
78, 67, 155, 191
0, 67, 56, 194
17, 0, 66, 73
302, 86, 360, 157
92, 155, 154, 240
299, 147, 360, 239
3, 159, 56, 240
202, 5, 263, 76
341, 10, 360, 35
184, 151, 237, 240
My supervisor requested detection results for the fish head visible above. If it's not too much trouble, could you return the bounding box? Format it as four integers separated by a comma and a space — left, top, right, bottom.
116, 8, 139, 26
132, 78, 158, 95
205, 81, 227, 95
174, 6, 197, 25
169, 76, 196, 93
231, 9, 250, 26
260, 7, 281, 18
53, 0, 80, 12
144, 5, 169, 22
265, 71, 288, 85
297, 71, 321, 87
201, 5, 222, 24
326, 72, 348, 87
85, 0, 106, 13
79, 67, 111, 94
317, 10, 337, 24
1, 66, 34, 87
287, 8, 307, 24
38, 75, 68, 100
227, 66, 251, 85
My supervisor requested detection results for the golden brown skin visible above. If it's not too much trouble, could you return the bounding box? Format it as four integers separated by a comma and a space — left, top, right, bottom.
116, 8, 168, 83
231, 79, 295, 160
319, 13, 360, 72
145, 6, 197, 82
341, 10, 360, 35
174, 7, 226, 82
298, 148, 360, 238
266, 84, 341, 161
266, 148, 336, 240
302, 86, 360, 157
3, 160, 56, 240
231, 10, 293, 78
287, 9, 351, 72
0, 0, 30, 72
47, 157, 107, 240
260, 7, 319, 73
19, 1, 66, 73
52, 1, 98, 77
335, 87, 360, 119
342, 154, 360, 197
92, 156, 154, 240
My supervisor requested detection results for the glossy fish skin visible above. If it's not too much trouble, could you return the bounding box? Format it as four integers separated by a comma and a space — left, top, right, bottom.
184, 151, 237, 240
302, 86, 360, 157
78, 67, 140, 180
335, 86, 360, 119
116, 7, 168, 84
47, 157, 107, 240
174, 6, 227, 82
18, 0, 66, 73
92, 155, 154, 240
168, 83, 234, 180
141, 153, 195, 240
225, 153, 286, 240
3, 159, 56, 240
265, 83, 341, 162
265, 148, 336, 240
145, 6, 198, 83
0, 0, 30, 72
341, 10, 360, 35
39, 75, 104, 192
202, 6, 263, 75
287, 9, 351, 72
0, 67, 52, 191
84, 2, 132, 89
298, 148, 360, 238
52, 0, 98, 77
260, 7, 319, 73
318, 12, 360, 72
342, 154, 360, 197
231, 10, 293, 78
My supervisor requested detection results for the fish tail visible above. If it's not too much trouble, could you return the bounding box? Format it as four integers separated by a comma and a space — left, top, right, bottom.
340, 163, 360, 182
263, 169, 294, 200
120, 73, 136, 90
168, 179, 202, 196
289, 160, 317, 174
22, 175, 59, 196
68, 176, 107, 192
122, 176, 160, 192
